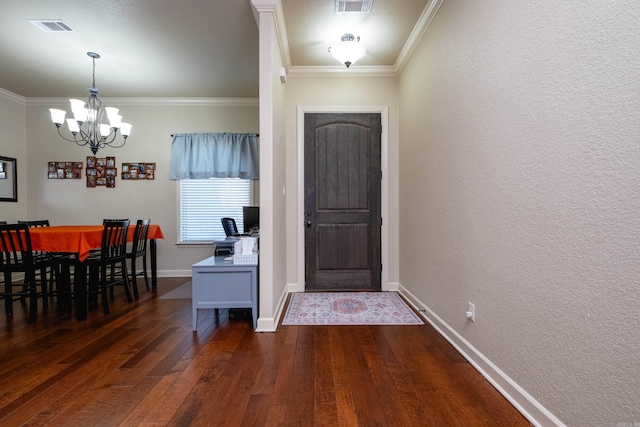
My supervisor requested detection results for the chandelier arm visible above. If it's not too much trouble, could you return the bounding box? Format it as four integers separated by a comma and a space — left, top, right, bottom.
55, 125, 90, 146
75, 128, 95, 148
105, 138, 128, 149
102, 130, 128, 149
102, 130, 119, 145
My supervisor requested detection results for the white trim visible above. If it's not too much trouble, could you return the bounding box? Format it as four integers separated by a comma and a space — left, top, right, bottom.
259, 0, 442, 77
157, 269, 192, 277
398, 284, 567, 427
255, 284, 288, 332
287, 65, 398, 78
26, 97, 259, 107
296, 105, 390, 292
250, 0, 291, 70
0, 87, 26, 104
287, 282, 299, 293
394, 0, 445, 73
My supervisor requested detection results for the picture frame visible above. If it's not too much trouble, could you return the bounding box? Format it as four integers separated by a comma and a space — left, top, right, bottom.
47, 161, 83, 179
87, 156, 116, 188
121, 162, 155, 180
0, 156, 18, 202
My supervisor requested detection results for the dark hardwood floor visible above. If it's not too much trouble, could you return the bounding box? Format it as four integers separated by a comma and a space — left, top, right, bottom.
0, 278, 531, 426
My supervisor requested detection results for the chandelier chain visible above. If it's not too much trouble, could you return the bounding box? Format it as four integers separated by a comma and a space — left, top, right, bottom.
92, 57, 96, 89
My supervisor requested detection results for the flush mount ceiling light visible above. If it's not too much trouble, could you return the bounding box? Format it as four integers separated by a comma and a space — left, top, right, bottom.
328, 34, 367, 68
49, 52, 132, 155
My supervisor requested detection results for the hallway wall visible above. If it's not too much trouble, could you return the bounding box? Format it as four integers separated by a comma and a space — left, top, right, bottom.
398, 1, 640, 425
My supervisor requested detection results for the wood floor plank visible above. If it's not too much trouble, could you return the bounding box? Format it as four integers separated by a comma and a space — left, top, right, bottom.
0, 279, 532, 427
312, 326, 339, 426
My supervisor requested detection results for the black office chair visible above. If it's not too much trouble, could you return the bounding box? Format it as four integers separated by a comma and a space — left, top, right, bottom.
126, 219, 151, 299
0, 223, 38, 322
221, 217, 239, 237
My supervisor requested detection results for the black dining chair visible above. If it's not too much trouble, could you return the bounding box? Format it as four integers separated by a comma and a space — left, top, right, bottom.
0, 223, 38, 322
17, 220, 61, 304
126, 219, 151, 299
85, 220, 132, 315
89, 218, 130, 255
103, 218, 129, 224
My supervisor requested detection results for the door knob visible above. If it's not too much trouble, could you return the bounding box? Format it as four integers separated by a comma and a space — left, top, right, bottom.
304, 220, 312, 228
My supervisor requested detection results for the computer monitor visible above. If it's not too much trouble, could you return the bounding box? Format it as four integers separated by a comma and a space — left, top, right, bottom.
243, 206, 259, 233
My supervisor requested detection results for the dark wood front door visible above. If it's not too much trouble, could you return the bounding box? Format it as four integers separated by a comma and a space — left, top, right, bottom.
304, 113, 382, 291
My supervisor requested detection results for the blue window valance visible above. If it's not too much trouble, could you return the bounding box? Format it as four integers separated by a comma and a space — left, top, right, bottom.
169, 133, 259, 180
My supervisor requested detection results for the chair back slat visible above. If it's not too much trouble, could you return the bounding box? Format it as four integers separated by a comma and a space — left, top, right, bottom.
0, 224, 34, 272
132, 219, 151, 255
18, 221, 50, 257
18, 220, 50, 228
101, 220, 130, 261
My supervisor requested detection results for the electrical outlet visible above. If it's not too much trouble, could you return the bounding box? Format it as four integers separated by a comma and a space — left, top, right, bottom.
466, 302, 475, 322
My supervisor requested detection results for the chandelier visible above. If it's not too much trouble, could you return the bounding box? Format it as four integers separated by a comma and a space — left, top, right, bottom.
328, 34, 367, 68
49, 52, 132, 155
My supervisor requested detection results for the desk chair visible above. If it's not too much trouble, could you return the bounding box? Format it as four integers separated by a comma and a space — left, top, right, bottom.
221, 217, 239, 237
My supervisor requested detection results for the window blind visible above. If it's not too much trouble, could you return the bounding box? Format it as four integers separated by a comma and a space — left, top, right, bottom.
179, 178, 251, 242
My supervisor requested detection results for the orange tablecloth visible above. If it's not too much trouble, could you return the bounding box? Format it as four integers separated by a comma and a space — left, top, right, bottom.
29, 224, 164, 261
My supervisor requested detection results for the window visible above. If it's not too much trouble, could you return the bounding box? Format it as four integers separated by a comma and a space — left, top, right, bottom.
179, 178, 251, 242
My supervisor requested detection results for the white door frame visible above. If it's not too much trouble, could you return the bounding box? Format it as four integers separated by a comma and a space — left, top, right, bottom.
296, 105, 390, 292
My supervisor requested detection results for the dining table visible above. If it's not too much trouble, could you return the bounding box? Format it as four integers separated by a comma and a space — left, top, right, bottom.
28, 224, 164, 320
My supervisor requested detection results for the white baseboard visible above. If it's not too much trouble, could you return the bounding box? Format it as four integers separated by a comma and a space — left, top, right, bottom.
157, 269, 191, 277
385, 281, 400, 291
255, 285, 289, 332
398, 284, 566, 427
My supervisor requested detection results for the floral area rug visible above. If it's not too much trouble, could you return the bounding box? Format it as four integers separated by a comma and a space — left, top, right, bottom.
282, 292, 424, 325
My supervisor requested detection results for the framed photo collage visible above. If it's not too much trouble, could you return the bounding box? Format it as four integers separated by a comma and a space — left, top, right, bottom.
47, 157, 156, 188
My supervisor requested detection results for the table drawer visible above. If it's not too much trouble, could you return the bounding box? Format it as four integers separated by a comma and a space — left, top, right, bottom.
194, 271, 253, 304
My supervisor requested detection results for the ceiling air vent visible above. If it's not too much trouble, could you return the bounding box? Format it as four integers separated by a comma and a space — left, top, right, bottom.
335, 0, 373, 13
27, 19, 76, 33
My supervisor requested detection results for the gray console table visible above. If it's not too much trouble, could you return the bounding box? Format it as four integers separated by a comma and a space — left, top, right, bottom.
192, 256, 258, 331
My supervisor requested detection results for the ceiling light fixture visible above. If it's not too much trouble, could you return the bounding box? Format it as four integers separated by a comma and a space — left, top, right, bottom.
49, 52, 132, 155
328, 34, 366, 68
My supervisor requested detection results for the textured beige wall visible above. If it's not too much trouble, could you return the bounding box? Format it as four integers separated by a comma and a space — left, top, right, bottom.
25, 100, 258, 276
0, 92, 27, 221
398, 0, 640, 425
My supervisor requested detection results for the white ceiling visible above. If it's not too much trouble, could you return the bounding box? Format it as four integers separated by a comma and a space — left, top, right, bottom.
0, 0, 432, 99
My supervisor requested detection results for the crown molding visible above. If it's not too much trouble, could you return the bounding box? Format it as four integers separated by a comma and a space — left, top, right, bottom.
282, 0, 443, 77
395, 0, 445, 73
251, 0, 291, 69
26, 97, 259, 107
0, 88, 26, 105
287, 65, 398, 78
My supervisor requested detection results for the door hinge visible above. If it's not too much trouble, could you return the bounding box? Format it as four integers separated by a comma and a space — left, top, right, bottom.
380, 217, 383, 226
